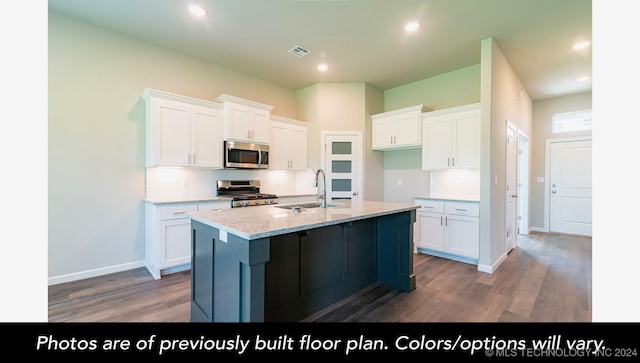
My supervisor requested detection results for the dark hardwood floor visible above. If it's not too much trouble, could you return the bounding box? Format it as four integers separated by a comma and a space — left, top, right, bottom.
48, 231, 592, 323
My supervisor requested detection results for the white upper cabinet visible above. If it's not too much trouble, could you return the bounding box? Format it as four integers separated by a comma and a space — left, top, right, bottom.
371, 105, 430, 150
143, 89, 224, 168
269, 116, 308, 171
422, 103, 481, 170
214, 94, 274, 144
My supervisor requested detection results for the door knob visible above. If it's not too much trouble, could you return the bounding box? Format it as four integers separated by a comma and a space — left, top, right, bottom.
352, 192, 357, 196
551, 190, 557, 194
512, 194, 518, 198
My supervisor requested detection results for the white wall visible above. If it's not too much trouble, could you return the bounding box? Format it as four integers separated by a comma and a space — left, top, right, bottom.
478, 38, 533, 273
530, 92, 592, 229
48, 12, 299, 283
379, 65, 482, 204
296, 83, 385, 201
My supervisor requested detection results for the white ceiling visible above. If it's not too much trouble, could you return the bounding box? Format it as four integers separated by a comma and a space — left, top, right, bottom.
47, 0, 592, 101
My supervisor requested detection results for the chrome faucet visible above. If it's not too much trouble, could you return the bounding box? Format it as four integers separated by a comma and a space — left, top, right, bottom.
313, 168, 327, 208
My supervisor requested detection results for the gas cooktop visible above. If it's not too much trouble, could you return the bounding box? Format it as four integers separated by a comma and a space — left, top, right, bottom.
217, 180, 279, 207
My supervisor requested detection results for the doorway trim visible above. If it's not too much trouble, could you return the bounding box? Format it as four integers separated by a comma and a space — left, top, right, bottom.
543, 135, 593, 232
505, 121, 518, 252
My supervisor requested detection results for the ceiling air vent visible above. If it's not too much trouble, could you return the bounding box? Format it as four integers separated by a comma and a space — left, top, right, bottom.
288, 45, 311, 58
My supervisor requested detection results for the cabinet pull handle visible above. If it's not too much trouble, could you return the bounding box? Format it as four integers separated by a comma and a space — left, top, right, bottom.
448, 157, 450, 167
390, 136, 393, 144
440, 216, 443, 225
423, 206, 433, 208
455, 208, 467, 211
193, 154, 196, 164
173, 211, 187, 215
452, 157, 454, 166
445, 216, 448, 226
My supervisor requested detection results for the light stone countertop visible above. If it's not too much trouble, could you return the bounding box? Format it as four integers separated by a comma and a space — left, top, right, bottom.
187, 199, 419, 240
414, 196, 480, 203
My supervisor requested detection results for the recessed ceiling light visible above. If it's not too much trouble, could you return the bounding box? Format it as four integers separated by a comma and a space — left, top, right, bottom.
188, 3, 207, 17
405, 22, 420, 32
318, 64, 328, 72
575, 76, 591, 86
573, 41, 591, 50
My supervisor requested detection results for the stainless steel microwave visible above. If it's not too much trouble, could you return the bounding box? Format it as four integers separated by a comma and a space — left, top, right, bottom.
224, 141, 269, 169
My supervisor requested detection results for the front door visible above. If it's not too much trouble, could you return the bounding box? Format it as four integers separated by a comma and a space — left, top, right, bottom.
321, 132, 362, 202
549, 139, 592, 236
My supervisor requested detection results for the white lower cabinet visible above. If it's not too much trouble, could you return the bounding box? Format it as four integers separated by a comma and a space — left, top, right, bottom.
414, 199, 479, 264
145, 200, 231, 279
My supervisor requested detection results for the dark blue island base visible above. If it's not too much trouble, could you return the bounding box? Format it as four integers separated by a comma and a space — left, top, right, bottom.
190, 210, 416, 322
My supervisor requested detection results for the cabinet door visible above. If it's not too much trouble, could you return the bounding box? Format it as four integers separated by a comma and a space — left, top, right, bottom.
452, 110, 481, 169
372, 117, 396, 149
191, 105, 224, 168
445, 214, 479, 258
158, 218, 192, 269
289, 124, 308, 170
268, 122, 291, 170
250, 108, 270, 144
422, 116, 452, 170
153, 99, 191, 166
395, 113, 421, 147
415, 212, 445, 251
225, 103, 251, 141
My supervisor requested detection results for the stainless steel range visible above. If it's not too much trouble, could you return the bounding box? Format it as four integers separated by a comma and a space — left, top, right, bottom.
217, 180, 279, 208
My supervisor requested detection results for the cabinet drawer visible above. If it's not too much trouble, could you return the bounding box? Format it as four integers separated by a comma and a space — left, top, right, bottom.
156, 203, 198, 220
198, 201, 231, 211
414, 199, 445, 213
445, 202, 479, 217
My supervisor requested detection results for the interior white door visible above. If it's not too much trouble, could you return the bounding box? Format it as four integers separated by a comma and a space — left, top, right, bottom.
322, 133, 361, 201
505, 123, 517, 250
517, 131, 530, 234
549, 139, 592, 236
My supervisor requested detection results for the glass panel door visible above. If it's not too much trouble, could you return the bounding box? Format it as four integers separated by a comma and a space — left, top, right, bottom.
324, 134, 360, 201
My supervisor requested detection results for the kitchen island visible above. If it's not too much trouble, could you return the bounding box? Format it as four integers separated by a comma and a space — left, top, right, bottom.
187, 200, 418, 322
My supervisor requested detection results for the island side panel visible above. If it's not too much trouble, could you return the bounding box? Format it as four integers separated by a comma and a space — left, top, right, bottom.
377, 210, 416, 292
191, 221, 215, 322
190, 220, 270, 322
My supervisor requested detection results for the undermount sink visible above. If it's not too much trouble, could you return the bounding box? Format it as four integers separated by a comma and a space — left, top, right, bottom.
275, 201, 344, 210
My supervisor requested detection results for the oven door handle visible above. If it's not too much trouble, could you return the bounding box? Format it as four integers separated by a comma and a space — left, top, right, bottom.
257, 146, 262, 167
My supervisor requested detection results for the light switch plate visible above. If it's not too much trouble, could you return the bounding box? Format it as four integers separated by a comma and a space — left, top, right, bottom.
537, 177, 544, 183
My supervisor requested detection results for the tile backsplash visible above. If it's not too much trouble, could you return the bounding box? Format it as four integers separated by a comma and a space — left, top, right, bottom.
145, 167, 313, 201
429, 169, 480, 199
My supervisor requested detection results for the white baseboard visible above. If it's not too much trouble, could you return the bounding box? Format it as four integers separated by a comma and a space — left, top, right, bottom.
477, 252, 508, 274
529, 227, 546, 233
48, 260, 147, 286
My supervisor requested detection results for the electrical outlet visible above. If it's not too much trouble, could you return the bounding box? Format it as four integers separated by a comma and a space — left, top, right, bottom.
397, 179, 402, 187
